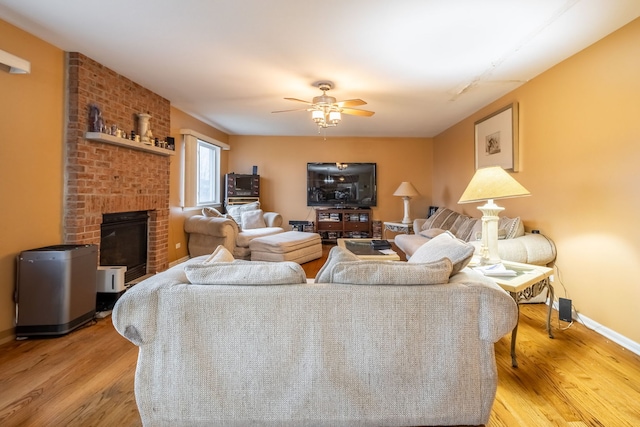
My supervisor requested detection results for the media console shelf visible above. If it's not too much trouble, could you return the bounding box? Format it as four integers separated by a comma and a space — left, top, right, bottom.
315, 208, 372, 243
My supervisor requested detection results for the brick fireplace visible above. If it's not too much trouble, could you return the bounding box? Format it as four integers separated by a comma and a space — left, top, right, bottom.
64, 52, 171, 274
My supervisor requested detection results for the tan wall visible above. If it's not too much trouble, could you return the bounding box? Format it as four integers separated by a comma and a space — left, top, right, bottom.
0, 20, 65, 343
227, 136, 434, 229
433, 18, 640, 344
169, 107, 230, 261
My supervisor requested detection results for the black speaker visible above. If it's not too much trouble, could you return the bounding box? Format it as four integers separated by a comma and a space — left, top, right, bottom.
559, 298, 572, 322
252, 165, 257, 174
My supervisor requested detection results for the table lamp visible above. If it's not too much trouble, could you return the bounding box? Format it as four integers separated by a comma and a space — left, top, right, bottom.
393, 182, 420, 224
458, 166, 530, 265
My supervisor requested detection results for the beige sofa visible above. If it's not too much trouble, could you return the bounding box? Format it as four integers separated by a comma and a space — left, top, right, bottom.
184, 204, 284, 259
113, 243, 517, 426
395, 207, 557, 266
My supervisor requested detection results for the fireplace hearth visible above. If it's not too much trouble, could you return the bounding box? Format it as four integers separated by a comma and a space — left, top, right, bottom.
100, 211, 148, 283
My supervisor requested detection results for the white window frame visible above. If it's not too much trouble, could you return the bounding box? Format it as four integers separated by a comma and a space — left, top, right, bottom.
180, 129, 230, 208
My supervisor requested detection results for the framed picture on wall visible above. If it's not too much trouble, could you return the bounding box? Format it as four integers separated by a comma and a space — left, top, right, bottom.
474, 103, 519, 171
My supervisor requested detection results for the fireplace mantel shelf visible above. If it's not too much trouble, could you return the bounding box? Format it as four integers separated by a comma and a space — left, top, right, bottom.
85, 132, 176, 156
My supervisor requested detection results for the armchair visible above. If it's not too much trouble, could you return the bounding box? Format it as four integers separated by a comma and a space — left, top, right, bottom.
184, 210, 284, 259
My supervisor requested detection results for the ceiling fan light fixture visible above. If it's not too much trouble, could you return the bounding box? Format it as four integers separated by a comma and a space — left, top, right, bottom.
274, 80, 374, 133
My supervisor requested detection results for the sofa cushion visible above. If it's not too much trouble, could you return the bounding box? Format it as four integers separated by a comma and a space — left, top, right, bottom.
329, 258, 453, 285
226, 201, 260, 228
314, 245, 360, 283
184, 260, 306, 285
408, 231, 475, 276
235, 227, 285, 248
241, 209, 266, 229
202, 245, 235, 264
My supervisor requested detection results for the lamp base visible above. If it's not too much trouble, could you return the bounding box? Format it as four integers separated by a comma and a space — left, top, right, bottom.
401, 197, 412, 224
477, 199, 504, 265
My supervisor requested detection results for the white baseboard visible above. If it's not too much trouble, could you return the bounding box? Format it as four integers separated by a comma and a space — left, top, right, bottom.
550, 300, 640, 356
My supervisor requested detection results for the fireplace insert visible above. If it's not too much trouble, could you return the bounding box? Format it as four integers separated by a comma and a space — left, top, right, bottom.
100, 211, 148, 283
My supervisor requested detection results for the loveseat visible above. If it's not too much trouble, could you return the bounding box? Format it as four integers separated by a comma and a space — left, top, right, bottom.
395, 207, 556, 266
184, 203, 284, 259
113, 240, 517, 426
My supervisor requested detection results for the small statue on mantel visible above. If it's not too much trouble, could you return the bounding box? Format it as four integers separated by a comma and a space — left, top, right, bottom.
89, 104, 104, 133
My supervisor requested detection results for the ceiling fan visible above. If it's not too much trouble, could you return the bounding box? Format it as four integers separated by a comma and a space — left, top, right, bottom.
272, 81, 375, 129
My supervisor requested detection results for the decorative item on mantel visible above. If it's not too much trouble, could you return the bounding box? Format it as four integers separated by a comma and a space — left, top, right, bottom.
138, 113, 152, 145
88, 104, 104, 133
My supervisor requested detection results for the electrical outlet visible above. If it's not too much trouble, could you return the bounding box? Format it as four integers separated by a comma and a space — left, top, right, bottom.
175, 243, 181, 249
549, 274, 554, 282
559, 297, 572, 322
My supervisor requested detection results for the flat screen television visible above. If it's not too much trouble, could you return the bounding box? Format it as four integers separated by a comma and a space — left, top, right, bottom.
307, 162, 377, 208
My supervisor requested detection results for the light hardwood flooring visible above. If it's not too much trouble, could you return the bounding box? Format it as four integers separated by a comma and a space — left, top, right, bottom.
1, 245, 639, 426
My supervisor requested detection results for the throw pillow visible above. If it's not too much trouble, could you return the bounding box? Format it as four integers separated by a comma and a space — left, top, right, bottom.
420, 207, 461, 232
241, 209, 266, 229
498, 216, 524, 239
471, 217, 523, 241
185, 260, 306, 285
202, 206, 224, 217
314, 245, 361, 283
408, 231, 475, 276
329, 258, 453, 285
226, 201, 261, 228
418, 227, 447, 239
202, 245, 235, 264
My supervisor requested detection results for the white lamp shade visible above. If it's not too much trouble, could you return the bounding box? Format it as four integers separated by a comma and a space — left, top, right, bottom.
458, 166, 530, 203
393, 181, 420, 197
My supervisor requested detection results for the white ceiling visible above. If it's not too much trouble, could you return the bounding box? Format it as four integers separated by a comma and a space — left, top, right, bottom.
1, 0, 639, 137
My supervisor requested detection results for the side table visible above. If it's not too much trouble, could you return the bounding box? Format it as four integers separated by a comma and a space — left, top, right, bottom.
383, 221, 413, 239
472, 259, 554, 368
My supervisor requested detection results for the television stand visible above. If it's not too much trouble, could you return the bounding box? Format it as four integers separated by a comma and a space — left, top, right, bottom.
315, 208, 372, 243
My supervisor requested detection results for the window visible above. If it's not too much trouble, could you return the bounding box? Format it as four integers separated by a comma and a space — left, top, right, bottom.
180, 129, 230, 208
197, 140, 217, 205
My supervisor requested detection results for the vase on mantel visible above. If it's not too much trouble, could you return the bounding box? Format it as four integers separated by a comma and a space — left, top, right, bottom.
137, 113, 152, 145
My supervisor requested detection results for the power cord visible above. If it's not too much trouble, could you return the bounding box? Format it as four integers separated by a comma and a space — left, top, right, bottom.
553, 263, 592, 332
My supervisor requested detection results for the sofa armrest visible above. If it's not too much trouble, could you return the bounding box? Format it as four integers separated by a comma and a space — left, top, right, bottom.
263, 212, 283, 227
112, 285, 157, 347
450, 270, 518, 342
469, 233, 556, 266
412, 218, 427, 233
112, 258, 202, 346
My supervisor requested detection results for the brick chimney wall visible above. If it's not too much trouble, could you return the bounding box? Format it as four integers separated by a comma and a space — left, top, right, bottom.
65, 52, 171, 273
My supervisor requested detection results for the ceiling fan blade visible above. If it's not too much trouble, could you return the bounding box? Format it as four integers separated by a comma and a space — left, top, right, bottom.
336, 99, 367, 108
284, 97, 313, 105
341, 108, 375, 117
272, 107, 310, 113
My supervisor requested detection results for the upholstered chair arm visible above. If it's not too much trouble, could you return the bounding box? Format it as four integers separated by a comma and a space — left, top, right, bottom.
263, 212, 283, 227
184, 215, 239, 237
184, 215, 239, 257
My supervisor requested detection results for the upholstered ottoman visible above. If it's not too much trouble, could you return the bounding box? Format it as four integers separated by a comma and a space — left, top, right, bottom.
250, 231, 322, 264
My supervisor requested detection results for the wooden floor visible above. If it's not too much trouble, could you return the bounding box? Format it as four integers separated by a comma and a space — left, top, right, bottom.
1, 245, 639, 426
